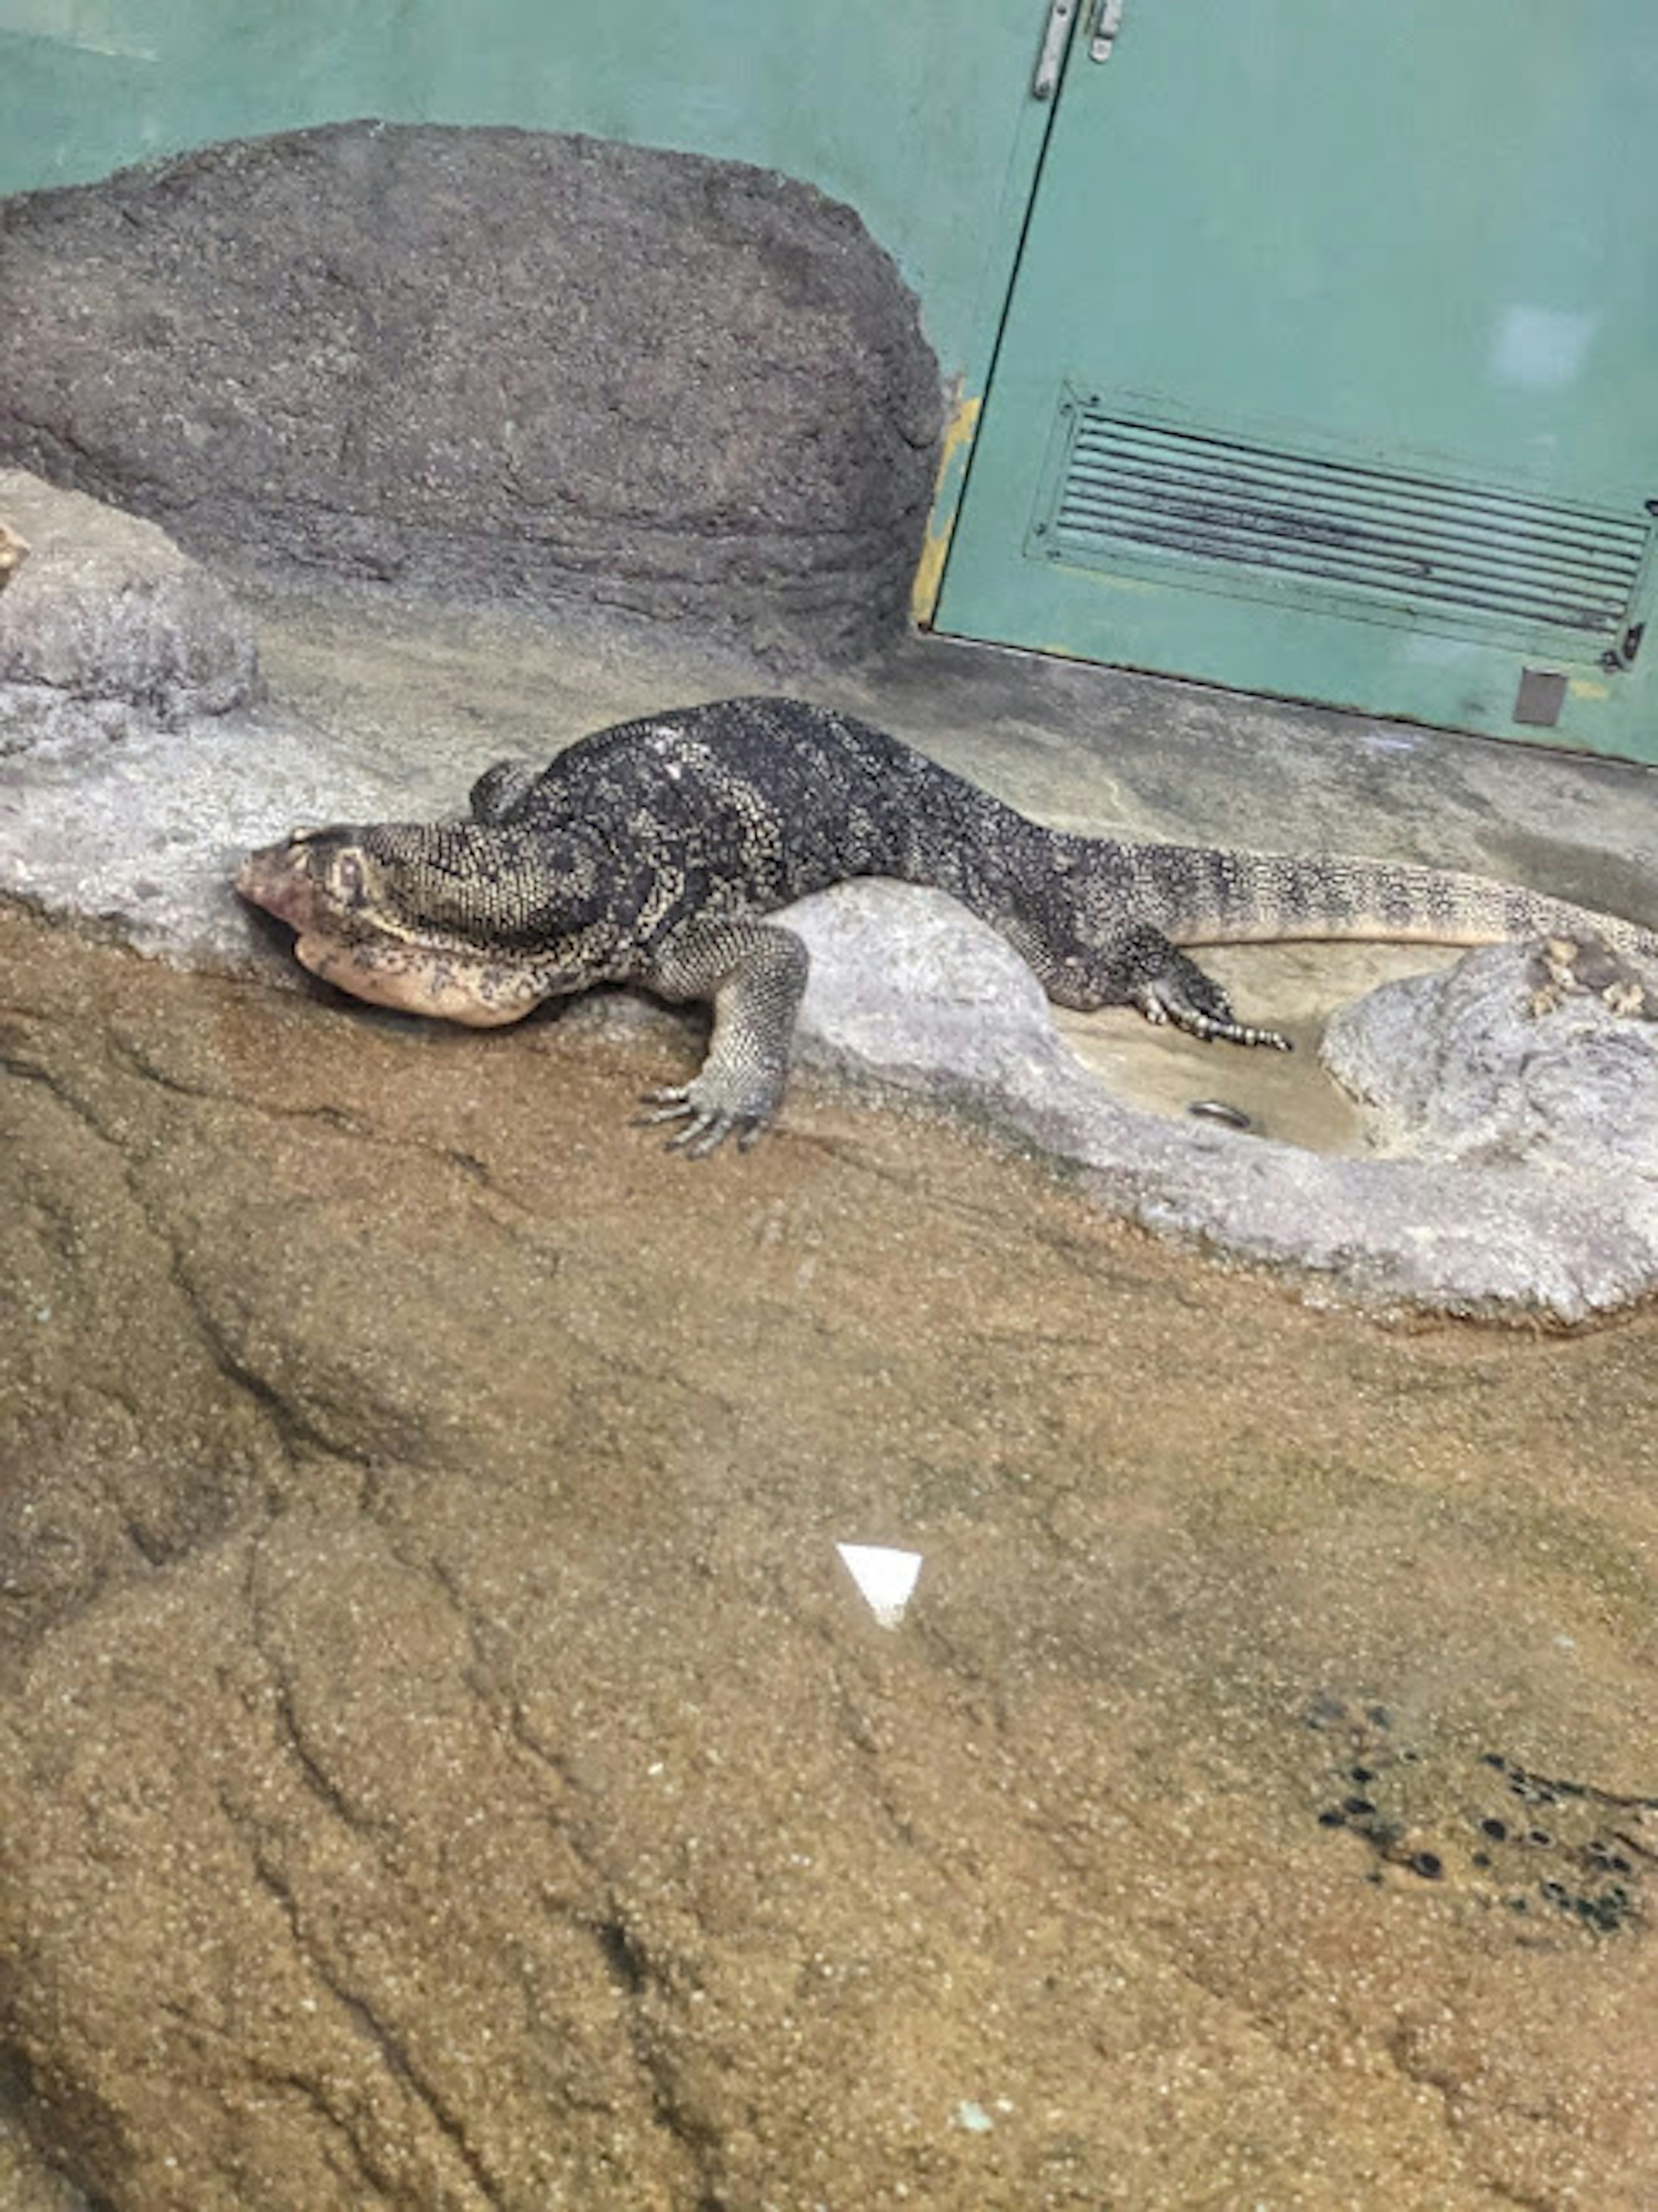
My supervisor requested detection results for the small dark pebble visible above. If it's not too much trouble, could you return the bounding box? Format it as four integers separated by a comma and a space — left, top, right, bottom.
1471, 1851, 1491, 1870
1507, 1896, 1529, 1912
1350, 1766, 1375, 1785
1528, 1829, 1552, 1847
1480, 1817, 1508, 1840
1541, 1879, 1571, 1908
1611, 1854, 1633, 1875
1481, 1752, 1507, 1771
1317, 1808, 1347, 1828
1343, 1796, 1376, 1817
1409, 1852, 1443, 1880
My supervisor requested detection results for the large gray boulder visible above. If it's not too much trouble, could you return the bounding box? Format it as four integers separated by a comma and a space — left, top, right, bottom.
1319, 940, 1658, 1180
0, 122, 941, 656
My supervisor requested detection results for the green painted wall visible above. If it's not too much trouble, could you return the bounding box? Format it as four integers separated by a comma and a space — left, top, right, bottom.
0, 0, 1048, 386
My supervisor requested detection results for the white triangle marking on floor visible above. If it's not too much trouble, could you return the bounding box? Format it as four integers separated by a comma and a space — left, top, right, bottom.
835, 1543, 923, 1629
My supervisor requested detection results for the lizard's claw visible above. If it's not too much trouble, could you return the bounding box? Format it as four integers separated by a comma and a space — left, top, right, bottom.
1135, 978, 1292, 1053
635, 1084, 769, 1158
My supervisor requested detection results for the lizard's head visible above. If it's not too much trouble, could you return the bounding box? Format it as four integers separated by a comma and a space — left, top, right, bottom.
235, 821, 556, 1027
236, 824, 392, 940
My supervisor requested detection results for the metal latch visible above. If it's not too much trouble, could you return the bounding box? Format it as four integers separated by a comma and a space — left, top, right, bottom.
1090, 0, 1125, 61
1032, 0, 1077, 101
1033, 0, 1126, 100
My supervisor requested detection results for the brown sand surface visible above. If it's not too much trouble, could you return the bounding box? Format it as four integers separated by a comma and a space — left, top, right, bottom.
3, 902, 1655, 2207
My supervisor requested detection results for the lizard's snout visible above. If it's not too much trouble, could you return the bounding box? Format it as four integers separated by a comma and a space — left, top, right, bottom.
235, 839, 324, 933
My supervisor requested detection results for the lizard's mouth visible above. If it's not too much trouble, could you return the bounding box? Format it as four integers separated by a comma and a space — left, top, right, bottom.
235, 837, 541, 1028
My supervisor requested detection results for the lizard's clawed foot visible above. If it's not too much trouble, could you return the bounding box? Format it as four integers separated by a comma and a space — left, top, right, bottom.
635, 1082, 772, 1158
1135, 977, 1292, 1053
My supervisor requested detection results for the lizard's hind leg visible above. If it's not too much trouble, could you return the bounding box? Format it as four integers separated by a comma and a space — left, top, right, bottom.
1071, 922, 1293, 1052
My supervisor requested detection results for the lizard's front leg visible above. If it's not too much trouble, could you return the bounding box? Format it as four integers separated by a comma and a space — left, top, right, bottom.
633, 918, 811, 1155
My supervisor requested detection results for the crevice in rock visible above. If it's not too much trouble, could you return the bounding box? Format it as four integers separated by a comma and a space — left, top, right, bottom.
234, 1814, 506, 2208
589, 1914, 649, 1997
243, 1536, 373, 1836
101, 1028, 373, 1130
168, 1261, 374, 1471
576, 1898, 725, 2192
406, 1560, 731, 2197
0, 1041, 130, 1152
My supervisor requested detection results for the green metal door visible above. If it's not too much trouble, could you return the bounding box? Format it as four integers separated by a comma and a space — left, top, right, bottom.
935, 1, 1658, 763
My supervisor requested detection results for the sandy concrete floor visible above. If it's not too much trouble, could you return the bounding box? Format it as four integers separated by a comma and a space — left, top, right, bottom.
3, 894, 1658, 2207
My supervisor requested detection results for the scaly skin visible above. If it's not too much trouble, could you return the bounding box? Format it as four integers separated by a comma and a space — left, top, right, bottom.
236, 695, 1658, 1153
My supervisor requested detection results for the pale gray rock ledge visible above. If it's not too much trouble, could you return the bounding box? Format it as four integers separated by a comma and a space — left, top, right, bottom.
2, 471, 1653, 1323
787, 885, 1658, 1324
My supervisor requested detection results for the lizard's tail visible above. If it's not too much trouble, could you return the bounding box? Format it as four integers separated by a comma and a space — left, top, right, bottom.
1101, 840, 1658, 961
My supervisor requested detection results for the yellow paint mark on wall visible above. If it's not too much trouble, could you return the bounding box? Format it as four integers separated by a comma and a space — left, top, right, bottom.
1568, 676, 1611, 702
910, 385, 981, 627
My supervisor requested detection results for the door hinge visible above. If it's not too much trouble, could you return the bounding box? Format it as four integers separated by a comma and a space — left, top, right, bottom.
1032, 0, 1077, 101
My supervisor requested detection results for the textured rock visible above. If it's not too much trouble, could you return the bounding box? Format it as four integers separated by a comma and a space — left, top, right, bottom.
0, 517, 27, 591
0, 468, 259, 750
1320, 940, 1658, 1178
788, 884, 1658, 1320
0, 122, 941, 656
791, 878, 1070, 1105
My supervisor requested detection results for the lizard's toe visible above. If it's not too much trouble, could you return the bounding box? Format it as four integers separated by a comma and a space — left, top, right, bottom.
635, 1084, 766, 1157
1186, 1007, 1293, 1051
1135, 978, 1292, 1052
636, 1084, 693, 1118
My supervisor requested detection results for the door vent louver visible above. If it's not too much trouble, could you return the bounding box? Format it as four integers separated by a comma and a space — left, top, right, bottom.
1032, 394, 1653, 652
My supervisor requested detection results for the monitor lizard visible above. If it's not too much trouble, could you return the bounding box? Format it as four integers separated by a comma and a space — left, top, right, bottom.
236, 694, 1658, 1154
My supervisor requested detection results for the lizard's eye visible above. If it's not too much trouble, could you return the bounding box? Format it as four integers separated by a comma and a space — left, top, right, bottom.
329, 850, 371, 909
